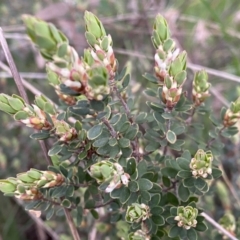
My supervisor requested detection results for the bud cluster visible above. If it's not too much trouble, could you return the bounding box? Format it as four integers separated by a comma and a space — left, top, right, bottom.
84, 11, 117, 76
52, 118, 78, 142
89, 160, 130, 193
125, 203, 151, 223
0, 94, 78, 143
0, 94, 52, 130
23, 13, 113, 105
0, 169, 65, 200
174, 206, 198, 230
219, 213, 236, 239
192, 70, 211, 106
128, 229, 150, 240
190, 149, 213, 178
223, 97, 240, 127
152, 14, 187, 109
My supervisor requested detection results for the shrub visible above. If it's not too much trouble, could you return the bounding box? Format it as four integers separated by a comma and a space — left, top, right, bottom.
0, 11, 238, 240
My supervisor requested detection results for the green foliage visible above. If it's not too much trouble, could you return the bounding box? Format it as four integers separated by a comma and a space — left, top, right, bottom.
2, 6, 240, 240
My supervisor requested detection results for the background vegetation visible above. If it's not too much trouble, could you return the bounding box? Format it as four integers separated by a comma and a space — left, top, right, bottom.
1, 0, 240, 239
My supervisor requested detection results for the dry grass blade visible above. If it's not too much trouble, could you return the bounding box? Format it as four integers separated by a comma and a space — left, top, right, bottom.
0, 28, 29, 103
201, 212, 238, 240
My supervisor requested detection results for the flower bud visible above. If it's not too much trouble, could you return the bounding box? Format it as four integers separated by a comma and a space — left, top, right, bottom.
53, 119, 78, 142
84, 11, 106, 42
125, 203, 151, 223
89, 161, 129, 193
152, 14, 170, 48
223, 97, 240, 127
192, 70, 210, 106
190, 149, 213, 178
128, 230, 150, 240
22, 14, 68, 61
219, 212, 236, 237
175, 206, 198, 229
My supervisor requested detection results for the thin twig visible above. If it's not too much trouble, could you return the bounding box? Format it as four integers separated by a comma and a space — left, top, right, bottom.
41, 197, 76, 210
102, 118, 117, 138
0, 28, 29, 103
0, 28, 81, 240
219, 164, 240, 208
0, 71, 47, 79
201, 212, 238, 240
94, 199, 114, 208
64, 208, 81, 240
186, 107, 196, 124
15, 198, 59, 240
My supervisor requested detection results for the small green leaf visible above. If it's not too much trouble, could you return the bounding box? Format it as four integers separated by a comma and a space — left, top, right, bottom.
128, 181, 139, 192
167, 192, 179, 206
161, 167, 178, 178
87, 124, 103, 140
108, 138, 118, 146
8, 97, 24, 111
195, 222, 208, 232
135, 112, 147, 123
46, 207, 54, 220
14, 111, 28, 120
138, 178, 153, 191
137, 161, 148, 178
182, 178, 194, 189
151, 206, 163, 215
168, 225, 181, 238
167, 130, 176, 144
151, 215, 165, 226
119, 187, 131, 204
118, 138, 130, 148
170, 207, 177, 216
142, 73, 158, 83
144, 88, 157, 97
186, 228, 197, 240
110, 187, 123, 199
194, 178, 206, 190
85, 199, 95, 209
93, 137, 109, 147
178, 182, 190, 202
76, 206, 83, 225
177, 157, 190, 170
30, 132, 50, 140
122, 74, 130, 89
211, 168, 222, 179
44, 102, 55, 115
0, 102, 16, 114
85, 32, 97, 46
61, 199, 71, 208
116, 66, 127, 81
178, 170, 192, 179
90, 209, 99, 219
140, 190, 151, 202
48, 145, 62, 156
126, 158, 136, 175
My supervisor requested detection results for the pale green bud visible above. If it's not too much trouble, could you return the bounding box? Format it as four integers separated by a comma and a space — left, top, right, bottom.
175, 206, 198, 229
190, 149, 213, 178
84, 11, 106, 42
152, 14, 170, 48
0, 180, 17, 193
125, 203, 150, 223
